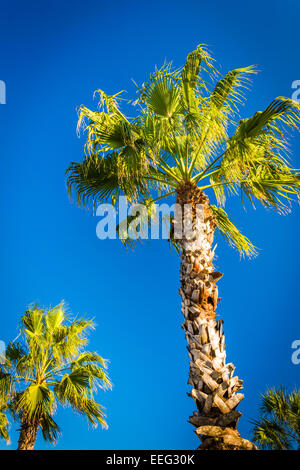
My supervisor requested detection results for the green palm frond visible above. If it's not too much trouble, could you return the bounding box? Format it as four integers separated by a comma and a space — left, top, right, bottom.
210, 205, 257, 257
0, 369, 14, 398
116, 213, 145, 249
39, 412, 60, 444
54, 371, 107, 428
53, 318, 94, 361
77, 90, 127, 134
240, 167, 300, 214
0, 408, 10, 443
181, 44, 215, 115
190, 66, 256, 167
138, 65, 183, 118
211, 66, 255, 111
181, 47, 202, 114
79, 107, 132, 151
66, 152, 153, 209
16, 384, 54, 419
289, 391, 300, 436
45, 304, 65, 331
55, 370, 90, 401
5, 342, 26, 364
22, 306, 44, 338
260, 387, 292, 422
251, 387, 300, 450
212, 97, 300, 207
78, 397, 107, 428
252, 417, 292, 450
71, 352, 108, 369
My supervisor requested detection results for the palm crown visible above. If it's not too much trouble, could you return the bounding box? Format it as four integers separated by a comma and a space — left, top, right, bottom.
66, 45, 300, 256
0, 303, 111, 446
252, 387, 300, 450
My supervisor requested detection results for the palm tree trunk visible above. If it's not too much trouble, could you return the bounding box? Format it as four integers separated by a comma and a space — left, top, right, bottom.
177, 182, 256, 450
17, 417, 39, 450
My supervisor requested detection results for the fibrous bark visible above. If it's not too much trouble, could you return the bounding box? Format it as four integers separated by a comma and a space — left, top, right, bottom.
17, 417, 39, 450
177, 182, 256, 450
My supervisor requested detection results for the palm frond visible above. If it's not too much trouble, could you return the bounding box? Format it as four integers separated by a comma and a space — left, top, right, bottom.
45, 304, 65, 331
16, 384, 54, 419
138, 64, 183, 118
116, 213, 145, 249
0, 369, 14, 398
66, 152, 153, 209
187, 66, 255, 173
288, 390, 300, 436
71, 352, 108, 369
211, 66, 256, 110
53, 318, 94, 361
251, 387, 300, 449
5, 342, 26, 364
210, 205, 257, 257
0, 409, 10, 443
181, 44, 215, 115
39, 412, 60, 444
54, 371, 108, 428
252, 417, 292, 450
260, 387, 291, 422
211, 97, 300, 209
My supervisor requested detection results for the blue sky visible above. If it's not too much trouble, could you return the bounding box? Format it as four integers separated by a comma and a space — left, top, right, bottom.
0, 0, 299, 449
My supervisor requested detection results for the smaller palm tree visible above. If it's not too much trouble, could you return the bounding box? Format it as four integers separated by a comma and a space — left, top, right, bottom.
0, 303, 111, 450
252, 387, 300, 450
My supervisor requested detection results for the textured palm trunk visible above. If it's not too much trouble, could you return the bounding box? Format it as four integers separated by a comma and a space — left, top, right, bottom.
177, 182, 256, 450
17, 418, 39, 450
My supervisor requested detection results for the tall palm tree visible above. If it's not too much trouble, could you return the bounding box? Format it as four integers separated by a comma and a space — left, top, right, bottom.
252, 387, 300, 450
0, 303, 111, 450
66, 45, 300, 449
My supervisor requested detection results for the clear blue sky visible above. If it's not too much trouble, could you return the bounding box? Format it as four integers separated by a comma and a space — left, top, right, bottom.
0, 0, 299, 450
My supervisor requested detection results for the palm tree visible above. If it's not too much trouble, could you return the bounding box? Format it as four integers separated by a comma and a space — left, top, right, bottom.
66, 45, 300, 449
252, 387, 300, 450
0, 303, 111, 450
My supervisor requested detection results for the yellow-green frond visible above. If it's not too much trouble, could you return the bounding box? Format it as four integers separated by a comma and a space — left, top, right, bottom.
0, 409, 10, 443
139, 66, 183, 118
210, 205, 257, 257
211, 66, 256, 111
252, 417, 292, 450
210, 97, 300, 209
181, 44, 216, 113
